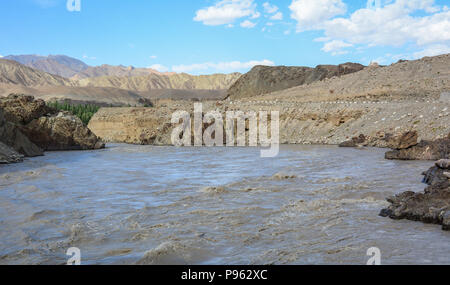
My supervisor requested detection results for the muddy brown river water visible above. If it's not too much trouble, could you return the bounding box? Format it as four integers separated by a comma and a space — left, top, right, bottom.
0, 144, 448, 265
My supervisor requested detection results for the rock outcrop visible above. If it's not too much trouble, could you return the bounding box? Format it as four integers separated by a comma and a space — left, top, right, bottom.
0, 94, 104, 163
23, 111, 105, 151
380, 159, 450, 231
385, 131, 419, 150
227, 63, 365, 100
0, 94, 52, 124
385, 133, 449, 160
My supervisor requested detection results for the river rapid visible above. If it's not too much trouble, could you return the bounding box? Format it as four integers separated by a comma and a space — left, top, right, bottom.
0, 144, 448, 265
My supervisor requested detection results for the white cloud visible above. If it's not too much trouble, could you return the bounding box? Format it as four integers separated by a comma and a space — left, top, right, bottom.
149, 64, 169, 72
241, 20, 257, 28
290, 0, 450, 59
250, 11, 261, 19
0, 55, 3, 58
321, 0, 449, 47
150, 55, 157, 59
263, 2, 279, 14
284, 30, 291, 35
172, 59, 275, 73
321, 40, 353, 55
194, 0, 258, 26
413, 44, 450, 58
270, 12, 283, 20
289, 0, 347, 32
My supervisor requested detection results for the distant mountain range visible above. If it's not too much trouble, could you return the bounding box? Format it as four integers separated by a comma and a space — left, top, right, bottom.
0, 55, 241, 91
4, 55, 89, 78
2, 54, 201, 80
0, 58, 74, 86
0, 54, 242, 105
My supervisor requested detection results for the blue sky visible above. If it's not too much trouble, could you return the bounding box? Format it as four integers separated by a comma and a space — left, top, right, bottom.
1, 0, 449, 74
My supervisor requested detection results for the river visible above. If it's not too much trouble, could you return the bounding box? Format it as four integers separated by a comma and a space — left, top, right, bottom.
0, 144, 448, 264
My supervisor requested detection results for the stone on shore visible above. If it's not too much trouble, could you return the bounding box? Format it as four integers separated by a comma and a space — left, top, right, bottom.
23, 111, 105, 151
385, 131, 418, 150
380, 161, 450, 231
338, 134, 367, 147
385, 134, 449, 160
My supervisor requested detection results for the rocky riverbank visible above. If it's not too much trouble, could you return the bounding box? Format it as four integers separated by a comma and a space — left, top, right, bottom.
385, 134, 450, 160
380, 159, 450, 231
0, 94, 104, 164
88, 99, 450, 147
340, 131, 449, 161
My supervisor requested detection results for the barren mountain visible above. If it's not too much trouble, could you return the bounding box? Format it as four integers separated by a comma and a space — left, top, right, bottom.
251, 54, 450, 102
0, 58, 240, 104
0, 59, 74, 87
77, 72, 242, 91
227, 63, 365, 100
4, 55, 240, 91
4, 55, 89, 78
88, 53, 450, 147
71, 64, 173, 80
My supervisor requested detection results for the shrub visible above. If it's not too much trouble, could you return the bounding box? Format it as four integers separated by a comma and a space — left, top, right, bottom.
47, 101, 100, 125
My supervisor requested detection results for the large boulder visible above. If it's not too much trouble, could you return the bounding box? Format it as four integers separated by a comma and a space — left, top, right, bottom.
0, 94, 53, 124
385, 134, 449, 160
380, 161, 450, 231
385, 131, 418, 150
23, 111, 105, 151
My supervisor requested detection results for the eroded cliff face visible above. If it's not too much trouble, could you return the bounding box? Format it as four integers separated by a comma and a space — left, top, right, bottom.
88, 99, 450, 147
88, 107, 175, 145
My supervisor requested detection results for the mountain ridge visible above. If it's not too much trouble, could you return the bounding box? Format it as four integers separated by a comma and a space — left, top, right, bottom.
4, 54, 89, 78
0, 59, 74, 87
